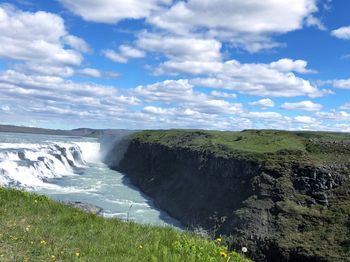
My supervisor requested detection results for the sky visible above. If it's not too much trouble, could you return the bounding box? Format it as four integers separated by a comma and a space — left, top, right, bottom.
0, 0, 350, 131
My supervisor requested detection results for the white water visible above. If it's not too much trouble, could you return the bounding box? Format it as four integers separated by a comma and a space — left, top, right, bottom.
0, 132, 180, 227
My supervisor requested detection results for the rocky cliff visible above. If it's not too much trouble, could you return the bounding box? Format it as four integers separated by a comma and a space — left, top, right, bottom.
106, 130, 350, 262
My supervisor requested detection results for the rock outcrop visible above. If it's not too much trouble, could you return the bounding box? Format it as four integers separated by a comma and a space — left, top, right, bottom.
106, 130, 350, 262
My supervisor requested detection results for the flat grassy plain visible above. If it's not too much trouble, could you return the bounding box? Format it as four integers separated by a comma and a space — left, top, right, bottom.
0, 188, 250, 262
132, 129, 350, 163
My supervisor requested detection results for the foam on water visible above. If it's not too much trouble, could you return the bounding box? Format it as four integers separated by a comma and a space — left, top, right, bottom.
0, 139, 100, 188
0, 132, 181, 228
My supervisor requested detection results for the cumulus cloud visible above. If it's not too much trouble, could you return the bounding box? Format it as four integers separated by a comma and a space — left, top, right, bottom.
331, 26, 350, 40
210, 91, 237, 99
0, 4, 87, 76
148, 0, 321, 52
136, 32, 222, 74
281, 100, 323, 111
103, 45, 145, 64
332, 79, 350, 89
78, 68, 102, 78
249, 98, 275, 108
294, 115, 318, 124
63, 35, 91, 53
269, 58, 315, 74
191, 59, 325, 97
59, 0, 171, 23
0, 70, 141, 122
134, 79, 243, 115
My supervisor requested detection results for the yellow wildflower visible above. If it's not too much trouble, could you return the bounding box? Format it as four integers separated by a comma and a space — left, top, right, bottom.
219, 251, 228, 258
139, 245, 143, 249
215, 237, 222, 243
40, 240, 46, 245
50, 255, 56, 260
34, 200, 38, 203
75, 252, 80, 257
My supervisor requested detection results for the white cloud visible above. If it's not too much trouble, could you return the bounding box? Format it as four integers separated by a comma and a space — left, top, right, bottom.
269, 58, 315, 74
332, 79, 350, 89
1, 105, 10, 112
63, 35, 91, 53
136, 32, 222, 74
0, 70, 141, 121
331, 26, 350, 40
134, 79, 243, 115
249, 98, 275, 108
149, 0, 320, 52
102, 49, 127, 63
191, 59, 324, 97
316, 110, 350, 121
59, 0, 171, 23
305, 15, 326, 30
294, 115, 318, 124
210, 91, 237, 99
281, 100, 322, 111
340, 103, 350, 110
0, 4, 87, 76
103, 45, 145, 64
79, 68, 102, 78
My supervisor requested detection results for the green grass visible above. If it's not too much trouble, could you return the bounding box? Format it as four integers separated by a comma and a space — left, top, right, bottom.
0, 188, 250, 262
131, 129, 350, 164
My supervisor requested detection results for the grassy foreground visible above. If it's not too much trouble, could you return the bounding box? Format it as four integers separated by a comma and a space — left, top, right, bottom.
0, 188, 250, 262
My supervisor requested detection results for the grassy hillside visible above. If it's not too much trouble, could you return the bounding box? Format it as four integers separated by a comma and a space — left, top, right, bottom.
131, 129, 350, 164
0, 188, 250, 262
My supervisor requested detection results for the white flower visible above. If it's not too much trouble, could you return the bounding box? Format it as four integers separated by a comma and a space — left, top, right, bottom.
242, 247, 248, 253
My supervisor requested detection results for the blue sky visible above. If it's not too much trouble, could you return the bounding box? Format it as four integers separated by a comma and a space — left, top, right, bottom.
0, 0, 350, 131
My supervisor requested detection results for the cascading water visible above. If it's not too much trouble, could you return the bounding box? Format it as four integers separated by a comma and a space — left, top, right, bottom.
0, 132, 180, 228
0, 142, 93, 188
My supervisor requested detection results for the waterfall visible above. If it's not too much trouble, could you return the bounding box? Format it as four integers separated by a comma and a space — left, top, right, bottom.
0, 141, 100, 188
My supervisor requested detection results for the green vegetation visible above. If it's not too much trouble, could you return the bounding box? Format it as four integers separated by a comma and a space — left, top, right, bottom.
274, 186, 350, 260
131, 129, 350, 164
0, 188, 250, 262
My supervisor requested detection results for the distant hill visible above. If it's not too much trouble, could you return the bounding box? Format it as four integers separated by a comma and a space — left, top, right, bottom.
0, 124, 134, 137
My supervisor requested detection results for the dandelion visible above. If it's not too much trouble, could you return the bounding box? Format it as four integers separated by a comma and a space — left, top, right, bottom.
215, 237, 222, 243
242, 247, 248, 253
220, 251, 228, 258
75, 252, 80, 257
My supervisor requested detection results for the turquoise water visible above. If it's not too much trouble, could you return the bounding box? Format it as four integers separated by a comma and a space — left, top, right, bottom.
0, 132, 180, 228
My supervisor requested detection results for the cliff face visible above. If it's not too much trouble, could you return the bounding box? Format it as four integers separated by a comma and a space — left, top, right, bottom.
107, 131, 350, 262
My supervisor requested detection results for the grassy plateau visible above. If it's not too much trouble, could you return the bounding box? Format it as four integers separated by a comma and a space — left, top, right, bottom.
132, 129, 350, 164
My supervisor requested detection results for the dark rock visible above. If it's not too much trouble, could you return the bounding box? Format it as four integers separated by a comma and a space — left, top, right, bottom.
65, 201, 102, 215
18, 151, 26, 160
108, 138, 350, 262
